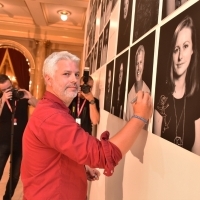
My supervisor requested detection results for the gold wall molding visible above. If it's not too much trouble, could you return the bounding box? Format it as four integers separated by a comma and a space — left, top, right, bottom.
0, 39, 35, 70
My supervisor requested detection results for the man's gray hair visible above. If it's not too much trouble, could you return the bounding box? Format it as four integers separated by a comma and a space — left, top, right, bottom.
43, 51, 80, 78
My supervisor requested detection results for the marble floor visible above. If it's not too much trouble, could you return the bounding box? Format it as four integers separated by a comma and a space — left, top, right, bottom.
0, 158, 23, 200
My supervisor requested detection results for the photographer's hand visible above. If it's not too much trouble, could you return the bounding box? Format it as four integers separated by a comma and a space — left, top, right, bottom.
80, 91, 94, 102
19, 89, 38, 107
0, 89, 12, 116
2, 89, 12, 102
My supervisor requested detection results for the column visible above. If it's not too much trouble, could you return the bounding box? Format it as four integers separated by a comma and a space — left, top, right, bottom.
32, 40, 46, 99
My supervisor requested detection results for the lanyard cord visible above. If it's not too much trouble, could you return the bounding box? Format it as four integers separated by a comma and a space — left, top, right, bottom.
77, 96, 86, 117
6, 100, 16, 113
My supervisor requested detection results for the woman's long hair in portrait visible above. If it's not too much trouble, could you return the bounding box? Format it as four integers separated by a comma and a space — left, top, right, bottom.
166, 16, 199, 97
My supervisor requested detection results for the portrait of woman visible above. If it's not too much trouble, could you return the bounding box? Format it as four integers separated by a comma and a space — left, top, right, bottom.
153, 15, 200, 155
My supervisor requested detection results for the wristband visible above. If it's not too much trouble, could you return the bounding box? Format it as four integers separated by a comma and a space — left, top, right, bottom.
131, 114, 148, 124
89, 99, 95, 104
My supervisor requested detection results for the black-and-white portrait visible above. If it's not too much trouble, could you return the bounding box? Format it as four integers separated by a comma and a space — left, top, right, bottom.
111, 50, 128, 119
104, 0, 112, 25
100, 0, 106, 33
126, 31, 155, 123
112, 0, 118, 11
133, 0, 159, 42
91, 42, 98, 73
89, 49, 94, 75
85, 53, 92, 71
104, 60, 114, 113
162, 0, 189, 19
117, 0, 133, 54
153, 1, 200, 156
96, 32, 104, 70
101, 21, 110, 66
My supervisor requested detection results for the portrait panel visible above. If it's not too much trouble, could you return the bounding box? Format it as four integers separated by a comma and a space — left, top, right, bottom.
162, 0, 189, 19
117, 0, 133, 54
104, 60, 114, 113
111, 50, 128, 119
133, 0, 159, 42
125, 31, 155, 121
153, 1, 200, 155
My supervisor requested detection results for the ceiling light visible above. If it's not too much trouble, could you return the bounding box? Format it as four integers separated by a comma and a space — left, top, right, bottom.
0, 3, 4, 8
57, 10, 71, 21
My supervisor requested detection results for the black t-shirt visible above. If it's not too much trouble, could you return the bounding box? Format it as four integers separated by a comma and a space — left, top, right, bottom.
69, 96, 99, 135
0, 99, 29, 149
154, 91, 200, 151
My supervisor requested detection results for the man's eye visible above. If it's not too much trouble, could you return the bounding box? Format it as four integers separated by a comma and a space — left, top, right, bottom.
75, 74, 80, 77
64, 73, 70, 76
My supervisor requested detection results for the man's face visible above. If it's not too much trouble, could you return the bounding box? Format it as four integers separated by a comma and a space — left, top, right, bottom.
79, 78, 93, 97
80, 78, 93, 89
123, 0, 129, 19
48, 60, 80, 104
135, 51, 144, 82
0, 80, 12, 93
119, 63, 123, 85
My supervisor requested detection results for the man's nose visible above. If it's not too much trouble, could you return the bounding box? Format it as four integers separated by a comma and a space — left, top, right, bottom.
70, 74, 78, 82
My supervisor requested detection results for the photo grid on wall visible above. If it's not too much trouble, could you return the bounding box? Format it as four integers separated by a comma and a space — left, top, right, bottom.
84, 0, 200, 156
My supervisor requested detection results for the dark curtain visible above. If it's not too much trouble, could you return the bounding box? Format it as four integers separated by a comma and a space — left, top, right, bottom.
0, 48, 6, 66
8, 49, 29, 90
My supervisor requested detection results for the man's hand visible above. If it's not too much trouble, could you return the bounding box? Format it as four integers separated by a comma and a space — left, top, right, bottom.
132, 91, 153, 121
1, 89, 12, 102
79, 91, 94, 102
18, 89, 32, 99
18, 89, 38, 107
85, 165, 100, 181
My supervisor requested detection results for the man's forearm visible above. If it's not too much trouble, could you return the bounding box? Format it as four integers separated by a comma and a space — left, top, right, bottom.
89, 103, 100, 125
28, 96, 38, 107
0, 98, 5, 116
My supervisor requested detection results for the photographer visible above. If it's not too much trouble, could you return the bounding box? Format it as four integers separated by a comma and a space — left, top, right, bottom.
69, 75, 100, 135
0, 74, 37, 199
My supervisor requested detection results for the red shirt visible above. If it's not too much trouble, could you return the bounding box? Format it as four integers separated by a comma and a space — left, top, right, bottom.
21, 91, 122, 200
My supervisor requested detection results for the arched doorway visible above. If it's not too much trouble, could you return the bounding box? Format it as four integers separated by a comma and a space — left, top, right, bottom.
0, 40, 35, 93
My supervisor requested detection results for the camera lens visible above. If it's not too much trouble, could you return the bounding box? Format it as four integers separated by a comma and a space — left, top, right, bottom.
12, 89, 24, 100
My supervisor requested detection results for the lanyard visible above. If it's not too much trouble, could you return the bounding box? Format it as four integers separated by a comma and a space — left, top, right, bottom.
6, 100, 16, 113
77, 96, 86, 117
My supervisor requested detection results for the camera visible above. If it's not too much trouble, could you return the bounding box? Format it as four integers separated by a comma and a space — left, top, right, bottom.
9, 88, 24, 100
80, 74, 91, 94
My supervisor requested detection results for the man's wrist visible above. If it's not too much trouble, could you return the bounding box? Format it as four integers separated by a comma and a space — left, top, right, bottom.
130, 114, 148, 124
89, 99, 95, 104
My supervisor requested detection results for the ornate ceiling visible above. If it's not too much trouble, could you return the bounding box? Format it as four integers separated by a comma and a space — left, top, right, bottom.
0, 0, 89, 46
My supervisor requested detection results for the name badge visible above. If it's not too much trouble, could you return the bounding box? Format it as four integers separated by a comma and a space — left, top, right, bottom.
76, 118, 81, 125
14, 118, 17, 126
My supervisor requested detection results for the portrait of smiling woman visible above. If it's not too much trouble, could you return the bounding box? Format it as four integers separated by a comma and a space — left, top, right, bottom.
153, 15, 200, 155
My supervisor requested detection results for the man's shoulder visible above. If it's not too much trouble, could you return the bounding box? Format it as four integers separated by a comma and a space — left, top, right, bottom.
142, 81, 150, 92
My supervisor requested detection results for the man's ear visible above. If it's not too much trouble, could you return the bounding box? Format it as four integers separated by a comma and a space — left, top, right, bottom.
44, 75, 52, 86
